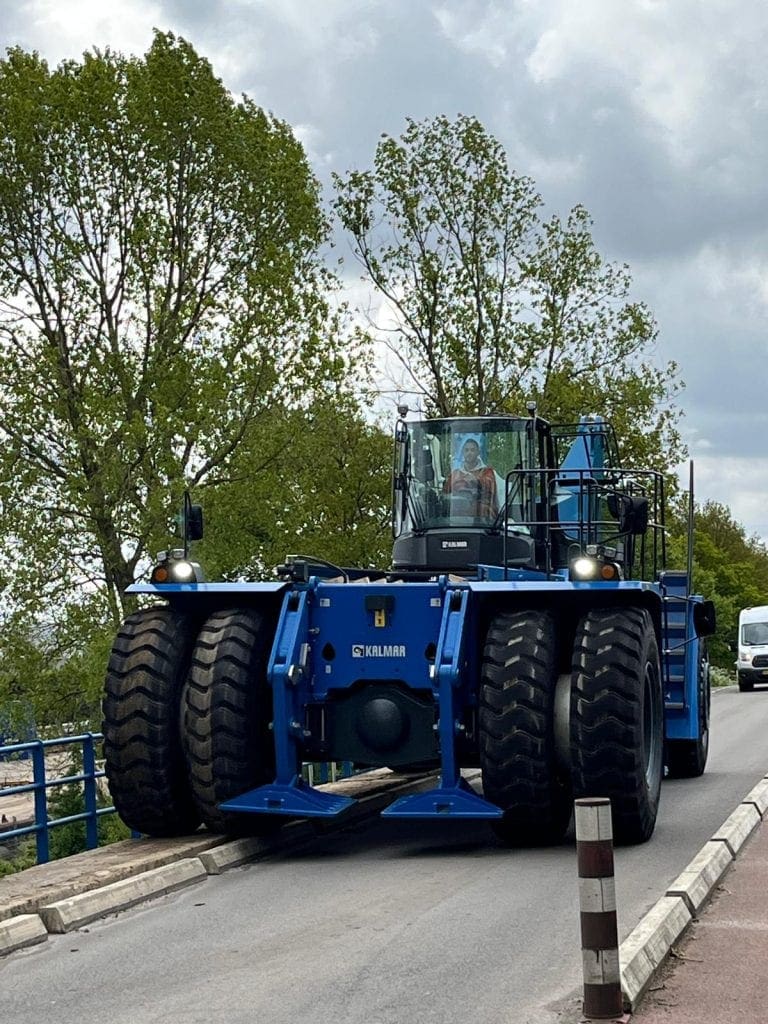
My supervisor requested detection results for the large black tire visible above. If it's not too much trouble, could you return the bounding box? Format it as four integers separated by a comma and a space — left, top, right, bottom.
181, 607, 277, 835
666, 644, 710, 778
571, 607, 664, 844
102, 607, 201, 837
479, 609, 572, 846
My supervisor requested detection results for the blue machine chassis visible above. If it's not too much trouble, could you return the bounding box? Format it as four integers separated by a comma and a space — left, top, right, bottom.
128, 573, 705, 821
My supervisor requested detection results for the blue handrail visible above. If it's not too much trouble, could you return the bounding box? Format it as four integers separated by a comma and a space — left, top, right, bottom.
0, 733, 108, 864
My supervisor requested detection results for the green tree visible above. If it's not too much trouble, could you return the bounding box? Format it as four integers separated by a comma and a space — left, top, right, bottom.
334, 114, 683, 470
668, 499, 768, 668
200, 397, 393, 581
0, 604, 113, 728
335, 114, 540, 417
520, 205, 683, 471
0, 33, 353, 665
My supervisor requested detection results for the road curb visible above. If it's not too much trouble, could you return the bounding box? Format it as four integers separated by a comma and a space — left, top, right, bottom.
620, 772, 768, 1011
621, 895, 691, 1008
199, 822, 317, 873
711, 802, 760, 856
0, 768, 442, 941
0, 913, 48, 956
38, 858, 207, 933
0, 832, 226, 923
742, 777, 768, 816
664, 840, 733, 915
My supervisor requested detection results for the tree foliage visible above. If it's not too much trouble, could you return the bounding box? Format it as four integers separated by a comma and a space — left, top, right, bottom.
0, 32, 352, 634
668, 498, 768, 669
334, 114, 683, 472
200, 398, 392, 581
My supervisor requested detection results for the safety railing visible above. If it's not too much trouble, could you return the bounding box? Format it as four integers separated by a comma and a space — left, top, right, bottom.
0, 733, 359, 866
0, 733, 109, 865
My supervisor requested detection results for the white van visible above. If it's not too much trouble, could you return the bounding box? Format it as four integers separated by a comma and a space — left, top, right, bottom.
736, 605, 768, 691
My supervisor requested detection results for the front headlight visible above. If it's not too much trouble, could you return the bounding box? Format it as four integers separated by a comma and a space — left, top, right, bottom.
170, 559, 196, 582
150, 555, 204, 584
572, 556, 598, 579
570, 556, 620, 581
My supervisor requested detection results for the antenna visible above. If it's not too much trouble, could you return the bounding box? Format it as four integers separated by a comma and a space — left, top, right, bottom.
183, 490, 192, 559
687, 461, 695, 594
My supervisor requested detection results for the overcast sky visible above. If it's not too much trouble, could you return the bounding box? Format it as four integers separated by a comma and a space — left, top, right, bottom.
2, 0, 766, 537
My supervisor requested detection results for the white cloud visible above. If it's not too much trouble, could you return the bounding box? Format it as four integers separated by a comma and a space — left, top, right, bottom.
433, 4, 510, 67
525, 1, 768, 172
21, 0, 161, 63
680, 455, 768, 542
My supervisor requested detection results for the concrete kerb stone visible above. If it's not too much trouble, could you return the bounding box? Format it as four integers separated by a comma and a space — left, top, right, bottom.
0, 913, 48, 957
0, 832, 226, 923
742, 777, 768, 817
620, 774, 768, 1013
711, 801, 761, 856
620, 895, 691, 1010
39, 857, 207, 933
665, 840, 733, 915
200, 822, 317, 874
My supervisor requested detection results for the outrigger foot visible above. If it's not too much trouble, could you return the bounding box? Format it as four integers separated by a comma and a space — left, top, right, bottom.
382, 776, 502, 819
219, 778, 355, 818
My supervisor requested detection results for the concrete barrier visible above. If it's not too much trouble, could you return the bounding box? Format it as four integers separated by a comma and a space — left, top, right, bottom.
0, 913, 48, 957
39, 858, 207, 933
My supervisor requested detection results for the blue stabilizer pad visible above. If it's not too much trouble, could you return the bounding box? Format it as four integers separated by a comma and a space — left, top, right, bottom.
382, 779, 502, 819
219, 781, 355, 818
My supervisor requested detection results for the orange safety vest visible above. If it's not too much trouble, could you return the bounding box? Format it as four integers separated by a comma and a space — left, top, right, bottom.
444, 467, 499, 518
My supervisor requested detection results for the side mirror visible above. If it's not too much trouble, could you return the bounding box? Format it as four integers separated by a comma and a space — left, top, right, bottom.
186, 503, 204, 541
693, 600, 717, 638
607, 492, 648, 535
180, 491, 204, 543
392, 419, 409, 537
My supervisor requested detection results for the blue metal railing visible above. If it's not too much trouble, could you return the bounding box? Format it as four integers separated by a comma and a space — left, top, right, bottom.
0, 733, 111, 864
0, 733, 359, 866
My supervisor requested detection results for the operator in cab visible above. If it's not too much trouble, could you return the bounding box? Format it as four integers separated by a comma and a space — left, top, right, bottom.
443, 435, 500, 519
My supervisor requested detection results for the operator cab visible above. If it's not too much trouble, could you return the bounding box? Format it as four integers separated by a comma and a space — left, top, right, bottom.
392, 415, 552, 574
392, 412, 659, 580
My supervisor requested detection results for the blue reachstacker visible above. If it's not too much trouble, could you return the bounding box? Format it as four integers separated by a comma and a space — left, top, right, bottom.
102, 409, 715, 846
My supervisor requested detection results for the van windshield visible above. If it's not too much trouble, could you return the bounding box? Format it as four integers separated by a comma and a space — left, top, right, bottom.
742, 622, 768, 645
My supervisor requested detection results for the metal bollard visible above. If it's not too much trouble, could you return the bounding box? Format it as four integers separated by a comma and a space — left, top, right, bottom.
575, 797, 623, 1020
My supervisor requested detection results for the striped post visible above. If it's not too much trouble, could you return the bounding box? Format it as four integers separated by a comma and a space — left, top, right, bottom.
575, 797, 623, 1020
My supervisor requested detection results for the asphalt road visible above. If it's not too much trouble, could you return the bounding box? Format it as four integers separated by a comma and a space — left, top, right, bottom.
3, 686, 768, 1024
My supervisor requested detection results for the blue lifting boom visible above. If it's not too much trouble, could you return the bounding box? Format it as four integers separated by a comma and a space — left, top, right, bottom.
102, 411, 715, 845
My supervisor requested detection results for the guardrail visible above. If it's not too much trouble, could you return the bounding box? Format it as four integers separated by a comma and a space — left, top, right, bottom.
0, 733, 358, 866
0, 733, 108, 865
